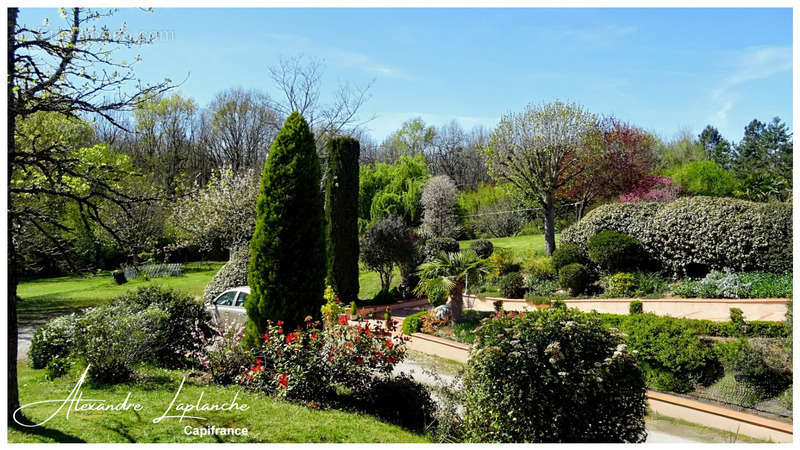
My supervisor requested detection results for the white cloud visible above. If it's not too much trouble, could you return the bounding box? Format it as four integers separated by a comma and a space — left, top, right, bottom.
709, 46, 792, 127
529, 24, 638, 48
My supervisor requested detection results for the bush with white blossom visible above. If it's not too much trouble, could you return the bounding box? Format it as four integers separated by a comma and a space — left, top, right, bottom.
463, 307, 647, 443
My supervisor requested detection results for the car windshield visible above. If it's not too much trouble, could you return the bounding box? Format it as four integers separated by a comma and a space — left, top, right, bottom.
215, 291, 237, 306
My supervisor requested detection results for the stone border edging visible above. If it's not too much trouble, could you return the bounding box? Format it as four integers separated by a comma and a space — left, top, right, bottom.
357, 297, 429, 314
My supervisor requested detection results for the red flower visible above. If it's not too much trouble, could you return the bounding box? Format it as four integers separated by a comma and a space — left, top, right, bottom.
310, 332, 318, 340
338, 315, 349, 326
263, 332, 270, 340
278, 373, 288, 389
385, 339, 394, 350
356, 357, 363, 366
285, 332, 298, 344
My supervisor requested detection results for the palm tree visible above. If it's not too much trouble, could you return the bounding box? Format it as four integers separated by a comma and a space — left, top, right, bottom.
414, 251, 489, 322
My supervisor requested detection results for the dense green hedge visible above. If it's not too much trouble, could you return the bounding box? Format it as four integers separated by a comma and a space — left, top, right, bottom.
592, 312, 786, 392
562, 197, 791, 276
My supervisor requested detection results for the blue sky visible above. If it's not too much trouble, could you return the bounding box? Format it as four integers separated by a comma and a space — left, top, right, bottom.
20, 7, 793, 144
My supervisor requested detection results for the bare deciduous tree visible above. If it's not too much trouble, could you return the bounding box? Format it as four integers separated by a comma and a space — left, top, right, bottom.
200, 88, 279, 171
267, 55, 373, 153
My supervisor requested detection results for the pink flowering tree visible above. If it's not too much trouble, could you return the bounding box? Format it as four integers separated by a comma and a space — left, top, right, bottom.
619, 176, 681, 203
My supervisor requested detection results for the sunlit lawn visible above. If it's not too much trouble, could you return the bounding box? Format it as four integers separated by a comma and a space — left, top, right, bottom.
459, 234, 554, 262
16, 261, 225, 324
9, 363, 428, 443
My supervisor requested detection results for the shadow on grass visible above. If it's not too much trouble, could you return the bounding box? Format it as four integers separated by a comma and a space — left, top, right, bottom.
10, 418, 86, 443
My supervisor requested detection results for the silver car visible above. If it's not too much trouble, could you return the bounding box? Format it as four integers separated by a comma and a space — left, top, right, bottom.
207, 286, 249, 324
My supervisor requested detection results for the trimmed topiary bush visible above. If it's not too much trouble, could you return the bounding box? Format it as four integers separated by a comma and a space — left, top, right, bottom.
551, 244, 588, 272
203, 245, 249, 304
246, 112, 326, 347
470, 239, 494, 259
558, 263, 591, 296
112, 269, 127, 285
587, 231, 644, 273
562, 197, 792, 276
498, 272, 525, 298
629, 300, 643, 315
464, 307, 647, 443
422, 237, 460, 262
325, 137, 360, 303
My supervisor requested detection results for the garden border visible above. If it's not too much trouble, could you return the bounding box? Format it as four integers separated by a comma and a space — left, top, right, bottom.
376, 317, 793, 443
463, 294, 789, 322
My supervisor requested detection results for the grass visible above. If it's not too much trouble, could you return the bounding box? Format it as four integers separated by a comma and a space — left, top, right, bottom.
9, 363, 428, 443
16, 262, 225, 325
459, 234, 553, 262
357, 267, 400, 300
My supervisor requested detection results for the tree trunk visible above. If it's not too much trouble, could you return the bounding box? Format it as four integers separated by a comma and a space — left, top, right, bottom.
7, 7, 22, 426
543, 194, 556, 255
449, 279, 466, 323
576, 200, 587, 222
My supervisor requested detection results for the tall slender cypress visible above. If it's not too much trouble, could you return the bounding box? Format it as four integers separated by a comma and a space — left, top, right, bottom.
245, 112, 325, 347
325, 137, 360, 302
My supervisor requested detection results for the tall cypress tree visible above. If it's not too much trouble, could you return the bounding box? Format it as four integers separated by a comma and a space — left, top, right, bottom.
245, 112, 325, 347
325, 137, 360, 302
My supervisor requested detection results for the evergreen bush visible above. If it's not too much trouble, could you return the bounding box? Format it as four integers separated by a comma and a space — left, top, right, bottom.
587, 231, 644, 273
325, 137, 360, 303
558, 263, 591, 296
246, 112, 326, 347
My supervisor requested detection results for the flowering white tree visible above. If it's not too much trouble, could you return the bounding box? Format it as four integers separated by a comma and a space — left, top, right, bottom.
171, 167, 259, 256
421, 175, 460, 238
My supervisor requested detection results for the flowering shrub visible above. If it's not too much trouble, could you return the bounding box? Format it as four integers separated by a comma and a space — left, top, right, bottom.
464, 307, 647, 442
320, 285, 345, 325
191, 313, 251, 384
29, 313, 78, 369
619, 176, 680, 203
74, 305, 168, 383
236, 318, 408, 402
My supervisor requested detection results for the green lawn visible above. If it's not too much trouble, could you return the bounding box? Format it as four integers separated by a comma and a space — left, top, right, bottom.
16, 262, 225, 324
459, 234, 554, 262
9, 363, 428, 443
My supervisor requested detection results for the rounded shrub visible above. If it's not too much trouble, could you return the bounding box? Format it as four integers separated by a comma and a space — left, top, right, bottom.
629, 300, 643, 315
551, 244, 588, 272
422, 237, 460, 261
587, 231, 644, 273
464, 307, 647, 443
498, 272, 525, 298
558, 263, 591, 296
29, 314, 78, 369
112, 269, 127, 285
470, 239, 494, 259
